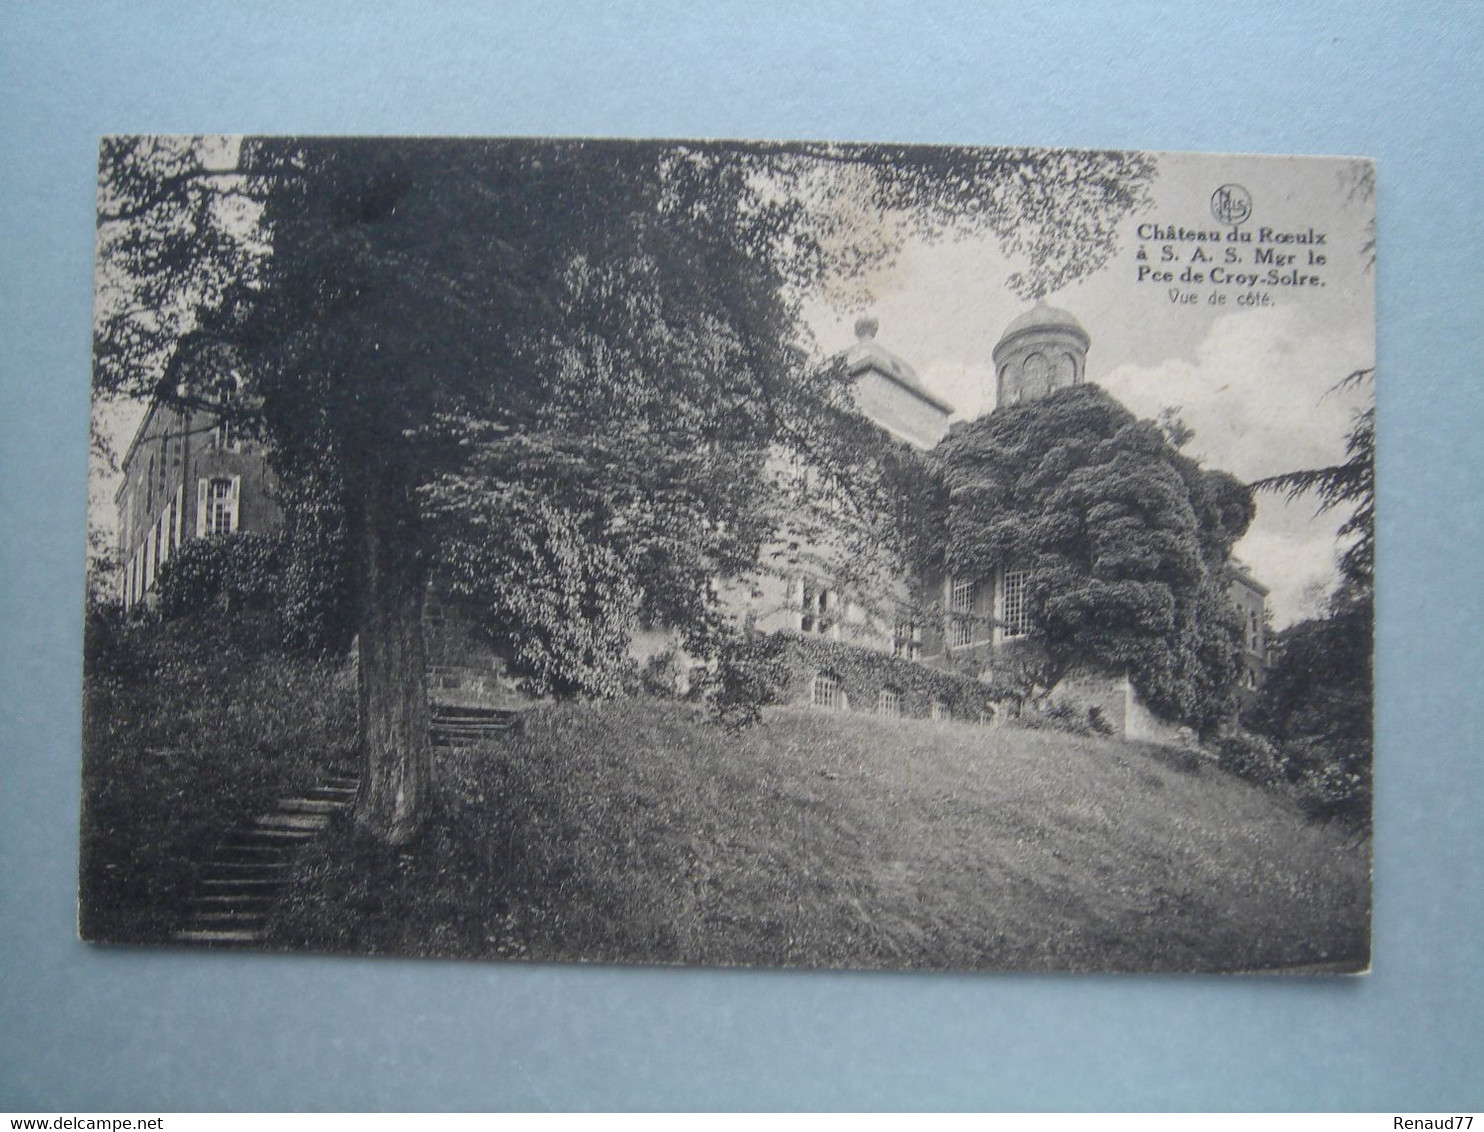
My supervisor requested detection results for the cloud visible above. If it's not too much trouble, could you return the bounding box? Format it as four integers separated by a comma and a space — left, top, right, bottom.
1099, 306, 1372, 626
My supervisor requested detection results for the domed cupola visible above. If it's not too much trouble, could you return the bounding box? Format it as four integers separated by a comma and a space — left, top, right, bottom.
991, 301, 1090, 408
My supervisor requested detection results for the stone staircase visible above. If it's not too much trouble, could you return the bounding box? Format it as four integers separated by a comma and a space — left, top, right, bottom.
173, 769, 359, 946
173, 704, 518, 946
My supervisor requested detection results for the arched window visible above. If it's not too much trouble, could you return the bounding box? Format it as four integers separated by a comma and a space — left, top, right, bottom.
1022, 352, 1050, 396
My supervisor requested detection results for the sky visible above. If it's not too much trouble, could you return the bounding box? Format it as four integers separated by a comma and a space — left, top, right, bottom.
804, 150, 1376, 627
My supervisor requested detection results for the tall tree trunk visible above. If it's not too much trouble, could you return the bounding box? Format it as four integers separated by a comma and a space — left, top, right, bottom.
354, 473, 431, 845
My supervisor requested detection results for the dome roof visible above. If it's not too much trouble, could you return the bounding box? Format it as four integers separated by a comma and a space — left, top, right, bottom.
996, 301, 1089, 349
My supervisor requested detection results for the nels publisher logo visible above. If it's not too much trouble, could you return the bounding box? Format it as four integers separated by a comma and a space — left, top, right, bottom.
1211, 183, 1253, 226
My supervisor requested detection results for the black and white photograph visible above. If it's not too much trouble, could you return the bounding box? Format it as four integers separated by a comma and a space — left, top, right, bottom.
82, 137, 1375, 973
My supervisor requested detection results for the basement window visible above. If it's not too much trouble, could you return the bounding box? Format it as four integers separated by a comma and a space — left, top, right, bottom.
811, 672, 844, 711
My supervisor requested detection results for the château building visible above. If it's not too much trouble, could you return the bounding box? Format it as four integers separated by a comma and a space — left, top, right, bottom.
115, 383, 281, 612
113, 304, 1268, 738
725, 303, 1102, 665
1226, 562, 1270, 702
711, 301, 1269, 739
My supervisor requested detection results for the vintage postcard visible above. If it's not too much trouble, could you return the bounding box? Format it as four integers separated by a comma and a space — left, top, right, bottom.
82, 138, 1374, 972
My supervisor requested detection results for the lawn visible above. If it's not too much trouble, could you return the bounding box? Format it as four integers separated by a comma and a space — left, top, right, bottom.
271, 699, 1370, 973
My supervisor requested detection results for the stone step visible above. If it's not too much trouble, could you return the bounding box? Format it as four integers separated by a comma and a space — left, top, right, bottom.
189, 900, 274, 914
207, 859, 291, 871
192, 893, 275, 905
244, 826, 319, 841
199, 872, 283, 887
256, 811, 329, 828
201, 877, 282, 889
304, 789, 356, 807
184, 911, 267, 926
275, 797, 346, 815
174, 928, 265, 944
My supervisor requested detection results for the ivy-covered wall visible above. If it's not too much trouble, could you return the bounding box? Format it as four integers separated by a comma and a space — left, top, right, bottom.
734, 631, 1018, 721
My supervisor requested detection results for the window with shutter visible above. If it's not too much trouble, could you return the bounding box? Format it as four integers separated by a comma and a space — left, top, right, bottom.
225, 475, 240, 532
196, 478, 209, 537
200, 476, 239, 536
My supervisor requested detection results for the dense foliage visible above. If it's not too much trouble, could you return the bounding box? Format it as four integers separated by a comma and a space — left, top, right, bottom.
154, 531, 280, 617
1243, 369, 1374, 824
712, 629, 1018, 728
93, 137, 1155, 839
934, 383, 1255, 733
152, 509, 353, 654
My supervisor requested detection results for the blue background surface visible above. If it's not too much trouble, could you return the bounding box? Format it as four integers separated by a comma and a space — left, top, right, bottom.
2, 0, 1480, 1111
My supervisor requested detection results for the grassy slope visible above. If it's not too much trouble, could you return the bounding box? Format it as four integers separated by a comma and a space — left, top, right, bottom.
275, 700, 1370, 973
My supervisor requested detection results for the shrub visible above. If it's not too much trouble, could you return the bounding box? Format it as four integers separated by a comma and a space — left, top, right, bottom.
151, 525, 355, 655
631, 646, 696, 700
1213, 730, 1288, 787
710, 634, 796, 728
155, 532, 282, 618
1016, 697, 1110, 736
1287, 737, 1372, 825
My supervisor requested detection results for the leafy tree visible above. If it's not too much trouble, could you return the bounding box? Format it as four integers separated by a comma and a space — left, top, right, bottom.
1253, 368, 1375, 591
1249, 370, 1374, 822
934, 383, 1255, 732
93, 138, 1154, 842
